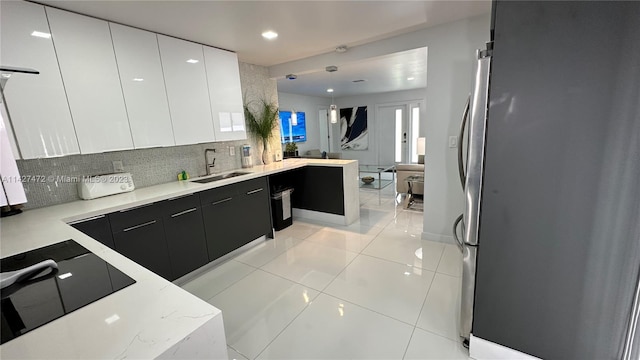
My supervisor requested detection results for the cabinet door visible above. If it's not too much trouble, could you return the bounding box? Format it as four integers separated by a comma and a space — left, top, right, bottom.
109, 204, 173, 280
112, 221, 173, 280
200, 188, 242, 261
203, 46, 246, 141
45, 7, 133, 154
0, 1, 79, 158
109, 23, 175, 149
160, 194, 208, 279
237, 178, 271, 244
157, 35, 215, 145
69, 215, 116, 250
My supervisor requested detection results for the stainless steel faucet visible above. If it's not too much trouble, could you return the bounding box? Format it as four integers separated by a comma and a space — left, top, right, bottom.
205, 148, 216, 175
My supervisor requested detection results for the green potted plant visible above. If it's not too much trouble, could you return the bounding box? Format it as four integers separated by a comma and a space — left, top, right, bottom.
283, 142, 298, 158
244, 98, 279, 164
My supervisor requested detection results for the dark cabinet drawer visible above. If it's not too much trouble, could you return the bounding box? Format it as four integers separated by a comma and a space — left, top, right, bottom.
108, 203, 160, 233
199, 184, 236, 205
69, 215, 116, 249
234, 177, 268, 196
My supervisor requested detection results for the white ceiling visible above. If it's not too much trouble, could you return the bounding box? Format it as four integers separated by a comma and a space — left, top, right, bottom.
277, 47, 428, 98
34, 0, 490, 67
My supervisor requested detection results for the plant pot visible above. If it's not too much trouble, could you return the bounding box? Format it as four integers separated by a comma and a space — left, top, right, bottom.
283, 151, 298, 158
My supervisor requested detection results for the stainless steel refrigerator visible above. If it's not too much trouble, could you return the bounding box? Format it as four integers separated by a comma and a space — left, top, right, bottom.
454, 1, 640, 359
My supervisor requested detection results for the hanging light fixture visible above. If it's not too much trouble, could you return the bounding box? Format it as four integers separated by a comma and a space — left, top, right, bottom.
330, 104, 338, 124
326, 65, 338, 124
291, 109, 298, 126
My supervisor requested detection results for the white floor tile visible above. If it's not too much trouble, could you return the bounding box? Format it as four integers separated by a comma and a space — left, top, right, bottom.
181, 260, 255, 301
404, 328, 470, 360
362, 228, 445, 271
304, 228, 376, 253
416, 273, 462, 341
227, 346, 249, 360
208, 270, 319, 360
388, 210, 425, 232
324, 255, 435, 325
261, 241, 358, 290
233, 236, 303, 268
274, 222, 322, 240
256, 293, 414, 360
437, 244, 463, 277
357, 207, 396, 227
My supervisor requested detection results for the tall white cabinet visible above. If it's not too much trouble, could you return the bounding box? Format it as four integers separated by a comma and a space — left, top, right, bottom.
0, 1, 79, 159
110, 23, 175, 148
46, 7, 133, 154
204, 47, 247, 141
157, 35, 215, 145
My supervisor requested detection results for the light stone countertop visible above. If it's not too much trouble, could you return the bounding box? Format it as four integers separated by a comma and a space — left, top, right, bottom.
0, 158, 357, 359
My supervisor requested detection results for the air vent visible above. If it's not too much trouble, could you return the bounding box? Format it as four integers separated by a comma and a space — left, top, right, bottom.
352, 79, 366, 83
325, 65, 338, 73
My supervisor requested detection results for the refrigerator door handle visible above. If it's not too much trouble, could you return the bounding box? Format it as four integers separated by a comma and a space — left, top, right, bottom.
463, 51, 492, 247
453, 214, 464, 252
458, 96, 471, 189
622, 265, 640, 360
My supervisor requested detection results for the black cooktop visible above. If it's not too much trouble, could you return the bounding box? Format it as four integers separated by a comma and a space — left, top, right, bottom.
0, 240, 135, 344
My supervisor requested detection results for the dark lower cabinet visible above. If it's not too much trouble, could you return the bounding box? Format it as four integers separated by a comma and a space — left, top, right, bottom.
270, 166, 345, 215
109, 205, 174, 280
237, 179, 271, 244
201, 176, 272, 261
201, 185, 243, 260
69, 214, 116, 249
71, 176, 274, 282
160, 194, 209, 280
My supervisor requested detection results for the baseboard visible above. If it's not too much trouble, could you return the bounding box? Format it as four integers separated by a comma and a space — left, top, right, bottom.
469, 334, 541, 360
293, 208, 346, 225
421, 231, 455, 244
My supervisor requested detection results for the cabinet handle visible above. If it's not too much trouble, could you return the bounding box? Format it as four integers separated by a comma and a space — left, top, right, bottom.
119, 203, 154, 213
171, 207, 197, 218
67, 214, 105, 225
247, 188, 263, 195
123, 220, 156, 232
211, 197, 232, 206
168, 193, 194, 201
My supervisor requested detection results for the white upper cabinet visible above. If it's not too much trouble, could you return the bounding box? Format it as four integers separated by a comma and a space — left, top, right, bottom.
157, 35, 215, 145
46, 7, 133, 154
0, 1, 79, 159
203, 47, 246, 141
109, 23, 175, 148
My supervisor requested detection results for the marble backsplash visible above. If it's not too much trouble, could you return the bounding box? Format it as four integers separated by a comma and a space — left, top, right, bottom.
15, 61, 281, 209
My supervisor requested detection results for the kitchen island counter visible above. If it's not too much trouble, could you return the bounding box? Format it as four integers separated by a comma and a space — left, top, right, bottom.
0, 158, 358, 359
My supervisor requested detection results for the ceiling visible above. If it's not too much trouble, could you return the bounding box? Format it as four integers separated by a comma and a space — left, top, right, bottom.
35, 0, 490, 67
276, 47, 428, 98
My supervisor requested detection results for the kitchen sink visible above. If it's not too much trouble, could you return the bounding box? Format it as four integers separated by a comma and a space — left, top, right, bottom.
191, 171, 251, 184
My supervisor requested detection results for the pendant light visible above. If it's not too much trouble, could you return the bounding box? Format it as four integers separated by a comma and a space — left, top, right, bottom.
291, 109, 298, 126
330, 104, 338, 124
326, 65, 338, 124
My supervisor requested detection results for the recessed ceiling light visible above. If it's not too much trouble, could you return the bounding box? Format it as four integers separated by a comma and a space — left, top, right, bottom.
132, 78, 144, 82
327, 88, 334, 93
31, 31, 51, 39
186, 59, 199, 64
261, 31, 278, 40
1, 73, 11, 79
407, 77, 415, 81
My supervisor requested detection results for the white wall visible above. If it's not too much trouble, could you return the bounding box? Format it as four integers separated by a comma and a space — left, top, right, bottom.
277, 92, 332, 154
334, 88, 427, 165
420, 15, 490, 243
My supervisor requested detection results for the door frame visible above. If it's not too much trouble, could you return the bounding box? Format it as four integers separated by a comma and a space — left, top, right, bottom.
375, 99, 424, 165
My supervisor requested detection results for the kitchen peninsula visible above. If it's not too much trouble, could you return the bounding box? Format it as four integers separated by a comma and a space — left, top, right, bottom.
0, 159, 358, 359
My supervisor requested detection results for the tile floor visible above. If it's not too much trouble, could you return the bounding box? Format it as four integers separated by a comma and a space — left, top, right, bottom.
181, 185, 468, 360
